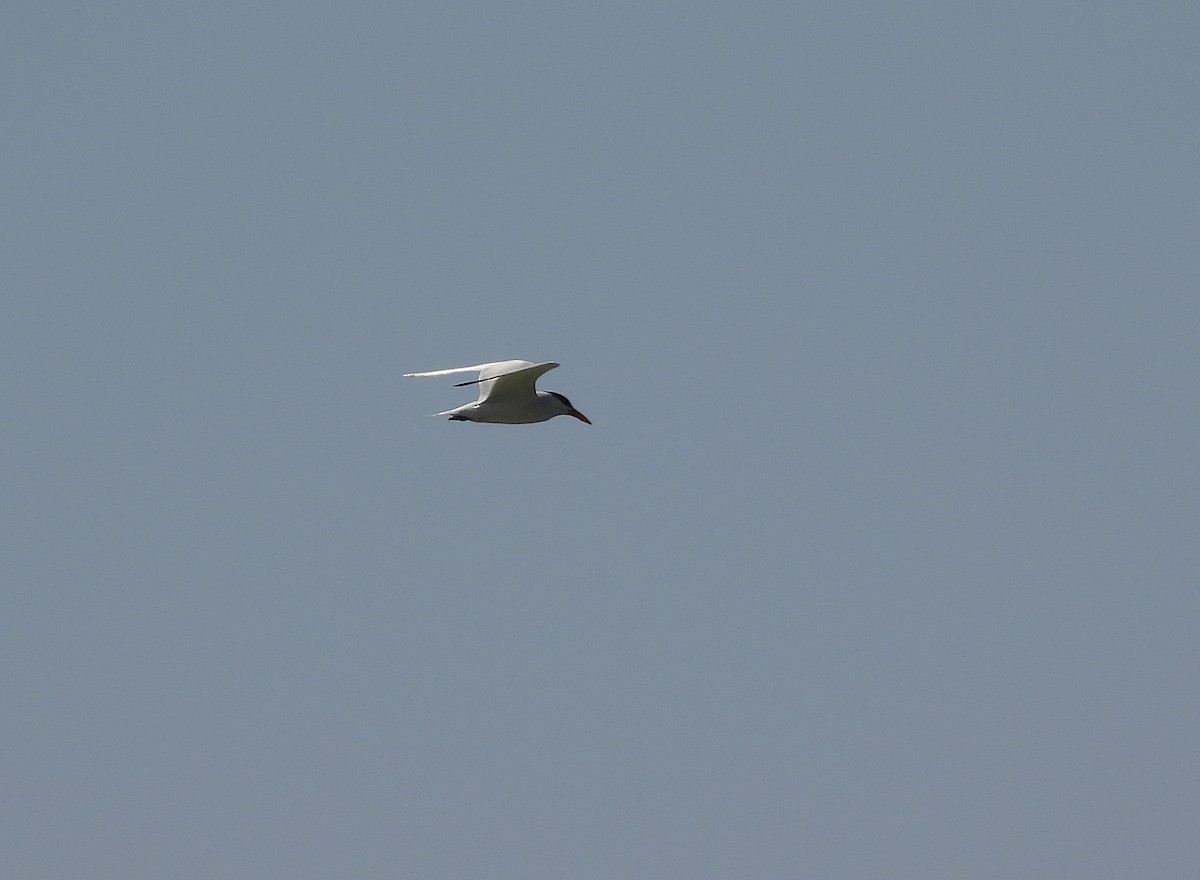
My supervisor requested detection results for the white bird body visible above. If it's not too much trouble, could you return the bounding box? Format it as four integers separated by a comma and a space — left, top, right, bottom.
403, 360, 591, 425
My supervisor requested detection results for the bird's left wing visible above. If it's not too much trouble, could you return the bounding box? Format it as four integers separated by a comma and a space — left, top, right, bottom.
403, 360, 556, 403
465, 361, 558, 402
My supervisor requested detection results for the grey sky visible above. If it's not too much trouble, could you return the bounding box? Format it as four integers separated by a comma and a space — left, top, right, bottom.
3, 2, 1198, 877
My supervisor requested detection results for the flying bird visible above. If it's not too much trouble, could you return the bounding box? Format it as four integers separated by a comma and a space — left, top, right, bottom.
403, 360, 591, 425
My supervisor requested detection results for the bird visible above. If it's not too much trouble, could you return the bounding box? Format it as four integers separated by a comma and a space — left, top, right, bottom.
403, 360, 591, 425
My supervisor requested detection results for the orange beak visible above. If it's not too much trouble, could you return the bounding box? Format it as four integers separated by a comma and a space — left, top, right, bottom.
569, 409, 592, 425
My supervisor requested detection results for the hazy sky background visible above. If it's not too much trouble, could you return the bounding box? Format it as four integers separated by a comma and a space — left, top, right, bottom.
3, 2, 1198, 877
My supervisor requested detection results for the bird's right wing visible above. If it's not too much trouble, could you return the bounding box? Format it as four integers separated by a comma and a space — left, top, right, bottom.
402, 360, 524, 379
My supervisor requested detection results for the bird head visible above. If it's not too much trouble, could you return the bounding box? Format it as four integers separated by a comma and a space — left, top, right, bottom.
545, 391, 591, 424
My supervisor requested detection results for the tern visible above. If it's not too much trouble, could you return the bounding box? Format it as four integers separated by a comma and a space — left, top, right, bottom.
403, 360, 591, 425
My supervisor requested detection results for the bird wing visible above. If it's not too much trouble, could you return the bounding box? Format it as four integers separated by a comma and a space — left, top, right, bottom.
465, 361, 558, 403
403, 360, 557, 403
402, 360, 529, 379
